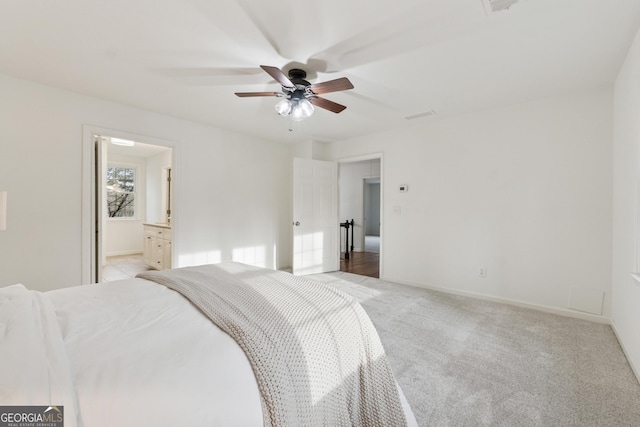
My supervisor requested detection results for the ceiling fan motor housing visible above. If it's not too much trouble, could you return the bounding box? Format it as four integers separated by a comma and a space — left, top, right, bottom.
288, 68, 308, 82
285, 69, 313, 99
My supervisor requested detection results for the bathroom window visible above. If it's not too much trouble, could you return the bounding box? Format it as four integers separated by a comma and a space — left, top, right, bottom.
106, 166, 137, 218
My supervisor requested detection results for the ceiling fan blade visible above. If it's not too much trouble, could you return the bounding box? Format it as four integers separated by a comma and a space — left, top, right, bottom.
309, 77, 354, 95
309, 97, 347, 114
260, 65, 294, 88
235, 91, 281, 97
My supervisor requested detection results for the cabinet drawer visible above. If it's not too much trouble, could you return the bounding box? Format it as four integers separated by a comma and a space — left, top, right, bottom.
157, 227, 172, 240
144, 225, 172, 241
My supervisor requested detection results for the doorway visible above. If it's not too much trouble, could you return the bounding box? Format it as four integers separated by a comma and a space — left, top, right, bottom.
98, 135, 173, 282
338, 156, 382, 278
85, 129, 174, 283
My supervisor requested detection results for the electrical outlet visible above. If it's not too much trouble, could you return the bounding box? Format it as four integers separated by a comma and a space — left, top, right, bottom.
479, 268, 487, 278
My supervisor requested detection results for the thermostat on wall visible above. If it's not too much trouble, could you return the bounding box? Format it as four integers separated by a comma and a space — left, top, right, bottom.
399, 185, 409, 193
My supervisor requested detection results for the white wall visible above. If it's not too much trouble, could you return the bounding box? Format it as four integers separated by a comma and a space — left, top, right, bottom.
291, 140, 331, 161
338, 159, 381, 251
612, 27, 640, 378
365, 182, 381, 236
0, 73, 292, 292
328, 89, 613, 319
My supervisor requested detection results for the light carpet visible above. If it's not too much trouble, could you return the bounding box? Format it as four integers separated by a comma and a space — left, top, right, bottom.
308, 271, 640, 427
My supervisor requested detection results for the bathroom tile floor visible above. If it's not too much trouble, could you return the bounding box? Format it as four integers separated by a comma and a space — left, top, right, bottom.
103, 254, 153, 282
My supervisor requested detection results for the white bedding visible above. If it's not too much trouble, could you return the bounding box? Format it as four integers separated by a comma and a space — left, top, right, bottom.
1, 275, 417, 426
0, 284, 80, 425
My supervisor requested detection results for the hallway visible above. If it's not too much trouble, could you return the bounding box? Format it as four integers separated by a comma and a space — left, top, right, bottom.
340, 235, 379, 278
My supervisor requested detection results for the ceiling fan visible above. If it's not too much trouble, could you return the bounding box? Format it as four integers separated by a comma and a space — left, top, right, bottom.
235, 65, 354, 121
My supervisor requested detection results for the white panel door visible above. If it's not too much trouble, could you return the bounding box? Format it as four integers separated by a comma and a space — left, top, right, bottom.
292, 158, 339, 275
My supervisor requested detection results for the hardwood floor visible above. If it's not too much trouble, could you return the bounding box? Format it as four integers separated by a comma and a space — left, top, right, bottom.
340, 251, 379, 278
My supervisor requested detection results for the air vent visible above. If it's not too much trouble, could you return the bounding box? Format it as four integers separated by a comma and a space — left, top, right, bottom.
483, 0, 518, 13
405, 110, 437, 120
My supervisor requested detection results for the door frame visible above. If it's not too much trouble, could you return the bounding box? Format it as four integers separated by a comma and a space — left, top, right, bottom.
337, 153, 384, 278
81, 125, 178, 284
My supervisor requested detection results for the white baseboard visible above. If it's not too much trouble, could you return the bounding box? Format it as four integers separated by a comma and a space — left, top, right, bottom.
382, 276, 610, 324
610, 319, 640, 386
105, 250, 143, 258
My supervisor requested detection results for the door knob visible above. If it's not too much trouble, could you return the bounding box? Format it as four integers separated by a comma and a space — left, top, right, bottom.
293, 221, 300, 226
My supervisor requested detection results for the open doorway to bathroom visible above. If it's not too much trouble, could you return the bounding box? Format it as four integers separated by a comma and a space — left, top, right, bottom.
94, 135, 173, 282
338, 157, 382, 278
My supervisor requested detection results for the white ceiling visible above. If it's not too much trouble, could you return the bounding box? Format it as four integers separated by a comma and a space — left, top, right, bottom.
1, 0, 639, 144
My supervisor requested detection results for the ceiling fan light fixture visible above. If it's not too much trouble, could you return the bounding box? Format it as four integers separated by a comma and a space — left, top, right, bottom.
290, 99, 314, 122
275, 99, 292, 116
291, 103, 305, 121
278, 98, 315, 121
297, 98, 315, 118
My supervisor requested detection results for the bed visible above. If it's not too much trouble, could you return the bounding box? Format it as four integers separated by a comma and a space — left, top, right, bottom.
0, 262, 417, 427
